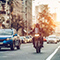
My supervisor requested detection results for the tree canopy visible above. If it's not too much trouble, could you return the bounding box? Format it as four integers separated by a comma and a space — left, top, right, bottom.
37, 6, 56, 37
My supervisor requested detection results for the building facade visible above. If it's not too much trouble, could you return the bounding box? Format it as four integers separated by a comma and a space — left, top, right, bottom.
0, 0, 32, 35
35, 4, 49, 21
0, 0, 11, 28
21, 0, 32, 33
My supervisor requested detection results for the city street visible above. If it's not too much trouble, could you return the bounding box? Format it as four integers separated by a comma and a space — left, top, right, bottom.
0, 42, 60, 60
0, 0, 60, 60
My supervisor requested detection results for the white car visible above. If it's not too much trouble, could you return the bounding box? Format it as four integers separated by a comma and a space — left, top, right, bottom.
20, 36, 27, 43
47, 35, 58, 44
25, 35, 32, 43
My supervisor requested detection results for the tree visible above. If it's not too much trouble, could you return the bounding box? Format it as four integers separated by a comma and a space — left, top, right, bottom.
9, 0, 24, 35
11, 15, 24, 31
37, 5, 56, 37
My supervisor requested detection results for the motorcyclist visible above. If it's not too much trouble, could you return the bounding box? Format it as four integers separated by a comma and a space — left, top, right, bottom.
32, 23, 44, 47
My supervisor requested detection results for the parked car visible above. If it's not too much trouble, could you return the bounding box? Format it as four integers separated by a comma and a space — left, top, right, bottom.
20, 36, 27, 43
43, 37, 47, 42
56, 36, 60, 42
0, 29, 21, 50
25, 35, 32, 43
47, 35, 58, 44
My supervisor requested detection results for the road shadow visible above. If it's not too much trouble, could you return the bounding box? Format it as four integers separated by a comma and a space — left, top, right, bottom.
32, 52, 44, 55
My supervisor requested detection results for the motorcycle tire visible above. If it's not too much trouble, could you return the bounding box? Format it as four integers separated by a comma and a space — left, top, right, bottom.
36, 48, 41, 53
38, 48, 41, 53
11, 43, 15, 50
36, 48, 39, 53
36, 48, 38, 53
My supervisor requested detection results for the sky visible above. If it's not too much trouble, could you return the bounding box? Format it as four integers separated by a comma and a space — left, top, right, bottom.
32, 0, 60, 21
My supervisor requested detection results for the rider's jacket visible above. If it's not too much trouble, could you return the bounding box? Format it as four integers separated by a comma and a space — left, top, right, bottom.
32, 27, 43, 34
32, 27, 44, 46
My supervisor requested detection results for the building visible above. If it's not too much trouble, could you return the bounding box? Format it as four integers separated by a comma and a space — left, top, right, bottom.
21, 0, 32, 33
0, 0, 11, 28
35, 4, 49, 21
54, 22, 60, 36
0, 0, 32, 35
12, 0, 32, 35
52, 13, 57, 21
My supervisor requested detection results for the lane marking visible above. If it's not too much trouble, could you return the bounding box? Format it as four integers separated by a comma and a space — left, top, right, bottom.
46, 46, 60, 60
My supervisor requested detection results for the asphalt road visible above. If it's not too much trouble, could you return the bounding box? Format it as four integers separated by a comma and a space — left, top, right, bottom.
51, 47, 60, 60
0, 42, 60, 60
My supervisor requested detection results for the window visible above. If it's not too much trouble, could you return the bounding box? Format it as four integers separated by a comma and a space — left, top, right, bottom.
25, 14, 27, 18
21, 0, 23, 1
25, 7, 27, 12
25, 1, 27, 5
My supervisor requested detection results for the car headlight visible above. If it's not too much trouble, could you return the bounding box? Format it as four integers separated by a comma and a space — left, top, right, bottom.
54, 40, 57, 42
28, 39, 29, 41
7, 38, 12, 40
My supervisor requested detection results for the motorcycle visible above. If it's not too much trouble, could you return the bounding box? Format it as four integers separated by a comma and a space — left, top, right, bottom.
33, 33, 43, 53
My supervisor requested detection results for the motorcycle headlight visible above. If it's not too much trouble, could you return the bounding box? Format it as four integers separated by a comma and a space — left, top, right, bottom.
28, 39, 29, 41
54, 40, 57, 42
35, 34, 39, 37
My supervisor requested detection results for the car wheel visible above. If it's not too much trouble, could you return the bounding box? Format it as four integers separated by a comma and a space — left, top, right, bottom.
55, 42, 57, 44
17, 41, 20, 49
47, 42, 49, 44
11, 42, 15, 50
0, 47, 1, 50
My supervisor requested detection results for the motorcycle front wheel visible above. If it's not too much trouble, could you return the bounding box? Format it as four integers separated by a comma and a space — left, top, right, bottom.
36, 48, 41, 53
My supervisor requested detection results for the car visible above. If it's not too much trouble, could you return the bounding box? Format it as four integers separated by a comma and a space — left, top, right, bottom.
20, 36, 27, 43
0, 29, 21, 50
25, 35, 32, 43
43, 37, 47, 42
56, 36, 60, 42
47, 35, 58, 44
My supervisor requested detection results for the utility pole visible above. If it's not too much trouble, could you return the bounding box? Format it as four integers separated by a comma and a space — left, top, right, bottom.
27, 19, 28, 36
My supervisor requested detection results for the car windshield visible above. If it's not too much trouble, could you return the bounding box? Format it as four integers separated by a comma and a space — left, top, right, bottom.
0, 29, 13, 35
20, 37, 24, 39
49, 37, 56, 38
26, 36, 29, 39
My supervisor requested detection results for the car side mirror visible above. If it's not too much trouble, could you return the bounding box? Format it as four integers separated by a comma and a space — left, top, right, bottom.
13, 34, 17, 37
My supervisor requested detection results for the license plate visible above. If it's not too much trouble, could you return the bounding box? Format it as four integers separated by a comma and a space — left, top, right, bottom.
15, 41, 19, 46
0, 43, 3, 44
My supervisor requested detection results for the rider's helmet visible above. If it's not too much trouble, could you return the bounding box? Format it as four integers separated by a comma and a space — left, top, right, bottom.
35, 23, 40, 28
